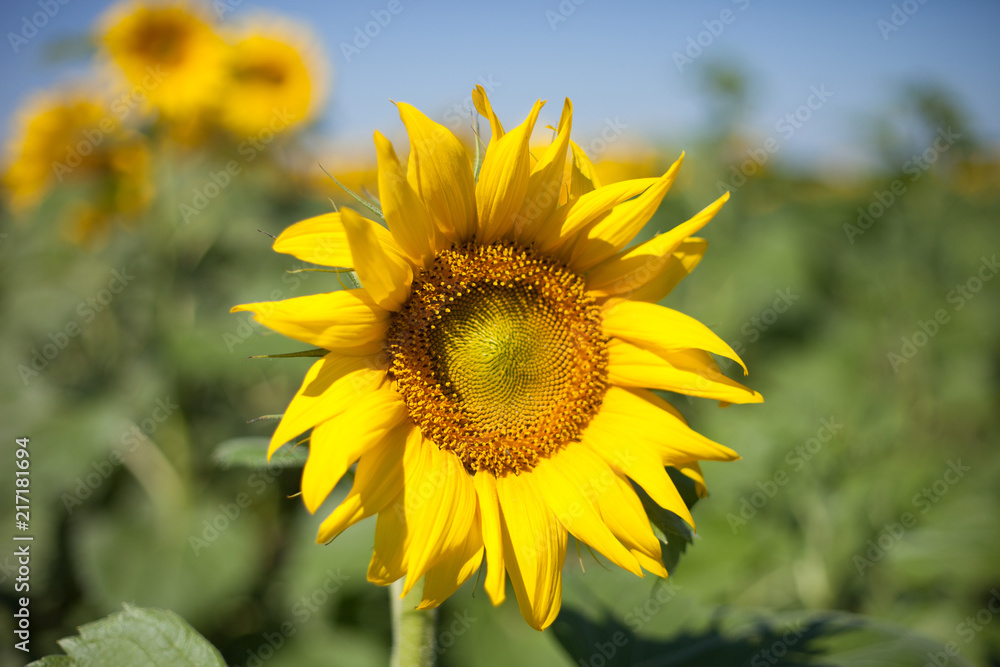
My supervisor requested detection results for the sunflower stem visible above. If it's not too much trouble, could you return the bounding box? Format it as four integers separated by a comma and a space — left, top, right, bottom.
390, 579, 436, 667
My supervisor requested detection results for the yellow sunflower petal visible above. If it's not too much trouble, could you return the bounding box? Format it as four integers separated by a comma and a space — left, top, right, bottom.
615, 238, 708, 303
301, 385, 407, 513
396, 101, 477, 243
515, 98, 573, 242
534, 177, 659, 256
476, 99, 545, 244
590, 386, 739, 465
534, 446, 642, 576
369, 429, 478, 592
268, 352, 387, 456
634, 552, 669, 578
564, 140, 602, 203
585, 193, 727, 296
602, 299, 747, 374
340, 207, 413, 311
497, 472, 566, 631
271, 212, 402, 268
474, 471, 507, 605
369, 489, 407, 584
398, 434, 479, 596
374, 130, 438, 265
592, 470, 670, 575
568, 154, 684, 272
231, 288, 389, 351
607, 339, 763, 404
580, 435, 695, 531
417, 521, 484, 610
316, 422, 409, 543
369, 427, 426, 584
472, 84, 504, 141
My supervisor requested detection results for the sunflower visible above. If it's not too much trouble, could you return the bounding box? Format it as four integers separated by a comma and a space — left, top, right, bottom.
3, 88, 151, 241
4, 91, 106, 209
233, 87, 761, 630
100, 1, 227, 120
217, 18, 326, 138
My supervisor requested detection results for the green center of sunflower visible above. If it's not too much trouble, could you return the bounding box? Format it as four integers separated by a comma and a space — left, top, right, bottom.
387, 242, 608, 475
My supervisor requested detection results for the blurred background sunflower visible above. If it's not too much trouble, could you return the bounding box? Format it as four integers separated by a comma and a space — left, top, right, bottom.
0, 1, 998, 666
100, 1, 228, 121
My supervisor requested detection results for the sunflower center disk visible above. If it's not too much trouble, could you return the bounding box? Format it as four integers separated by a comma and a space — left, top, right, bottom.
387, 243, 608, 475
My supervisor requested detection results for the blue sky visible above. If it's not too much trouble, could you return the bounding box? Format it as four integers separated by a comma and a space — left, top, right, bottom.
1, 0, 998, 172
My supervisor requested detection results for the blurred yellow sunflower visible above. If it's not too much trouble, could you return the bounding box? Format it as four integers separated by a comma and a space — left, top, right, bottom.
3, 88, 151, 242
233, 87, 761, 630
100, 1, 227, 119
218, 18, 327, 137
593, 147, 660, 186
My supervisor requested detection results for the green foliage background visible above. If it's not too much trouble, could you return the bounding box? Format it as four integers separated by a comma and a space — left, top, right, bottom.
1, 70, 998, 666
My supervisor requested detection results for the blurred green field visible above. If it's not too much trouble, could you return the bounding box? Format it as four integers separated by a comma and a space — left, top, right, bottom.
1, 55, 999, 667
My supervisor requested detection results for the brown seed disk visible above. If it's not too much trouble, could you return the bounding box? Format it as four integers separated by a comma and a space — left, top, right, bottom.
386, 242, 608, 476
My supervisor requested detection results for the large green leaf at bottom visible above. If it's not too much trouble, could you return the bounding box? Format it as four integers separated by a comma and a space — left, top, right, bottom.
27, 605, 225, 667
553, 571, 976, 667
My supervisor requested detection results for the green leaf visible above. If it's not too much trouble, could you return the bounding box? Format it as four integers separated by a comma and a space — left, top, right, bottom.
211, 437, 308, 469
320, 165, 384, 219
553, 603, 977, 667
29, 605, 225, 667
636, 467, 701, 573
26, 658, 75, 667
473, 113, 485, 182
247, 347, 328, 359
